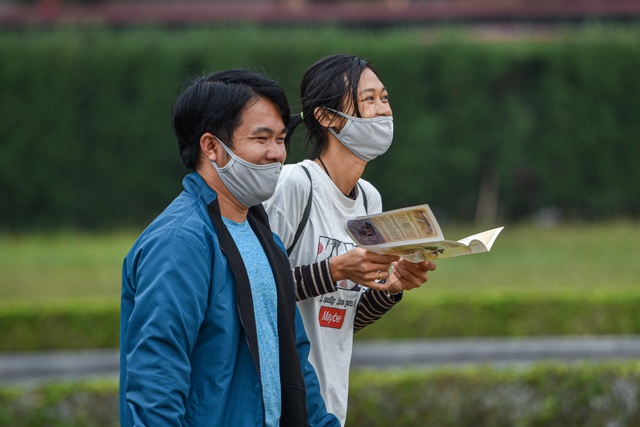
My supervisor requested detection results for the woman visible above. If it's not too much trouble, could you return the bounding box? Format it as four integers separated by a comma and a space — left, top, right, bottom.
264, 54, 436, 425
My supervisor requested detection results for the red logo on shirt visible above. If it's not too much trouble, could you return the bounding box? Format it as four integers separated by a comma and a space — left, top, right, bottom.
319, 306, 346, 329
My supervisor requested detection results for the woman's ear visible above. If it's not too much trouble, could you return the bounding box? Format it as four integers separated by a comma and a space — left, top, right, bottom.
314, 107, 338, 128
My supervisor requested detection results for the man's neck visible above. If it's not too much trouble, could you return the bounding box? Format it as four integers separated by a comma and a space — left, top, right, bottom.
218, 196, 248, 223
198, 166, 248, 222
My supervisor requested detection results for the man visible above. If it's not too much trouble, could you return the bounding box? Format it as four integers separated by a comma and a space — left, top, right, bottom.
119, 69, 339, 427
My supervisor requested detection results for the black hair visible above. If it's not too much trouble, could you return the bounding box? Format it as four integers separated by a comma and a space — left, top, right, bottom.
172, 69, 290, 170
285, 54, 377, 159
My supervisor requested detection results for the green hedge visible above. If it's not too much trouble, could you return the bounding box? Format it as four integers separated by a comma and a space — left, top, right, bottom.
2, 363, 639, 426
348, 363, 640, 426
0, 380, 118, 427
0, 302, 119, 351
355, 293, 640, 340
2, 293, 640, 351
1, 26, 639, 231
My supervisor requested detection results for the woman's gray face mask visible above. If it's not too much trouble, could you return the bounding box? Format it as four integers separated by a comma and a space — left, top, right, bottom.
326, 108, 394, 162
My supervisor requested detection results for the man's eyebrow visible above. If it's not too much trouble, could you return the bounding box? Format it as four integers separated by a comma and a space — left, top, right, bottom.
252, 126, 288, 135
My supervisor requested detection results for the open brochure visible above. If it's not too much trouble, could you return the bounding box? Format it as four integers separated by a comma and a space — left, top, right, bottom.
345, 204, 504, 262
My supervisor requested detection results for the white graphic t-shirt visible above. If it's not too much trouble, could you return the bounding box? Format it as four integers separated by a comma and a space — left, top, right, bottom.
264, 159, 382, 426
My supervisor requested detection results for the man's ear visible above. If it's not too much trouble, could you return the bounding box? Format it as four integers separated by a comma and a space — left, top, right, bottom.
200, 133, 218, 162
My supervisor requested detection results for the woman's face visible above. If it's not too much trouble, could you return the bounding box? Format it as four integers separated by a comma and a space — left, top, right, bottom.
349, 67, 392, 119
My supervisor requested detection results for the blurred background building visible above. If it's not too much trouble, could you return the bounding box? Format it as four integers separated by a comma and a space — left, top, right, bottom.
2, 0, 640, 27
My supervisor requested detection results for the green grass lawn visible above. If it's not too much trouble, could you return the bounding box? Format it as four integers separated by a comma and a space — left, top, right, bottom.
1, 221, 639, 307
0, 231, 135, 305
422, 220, 640, 300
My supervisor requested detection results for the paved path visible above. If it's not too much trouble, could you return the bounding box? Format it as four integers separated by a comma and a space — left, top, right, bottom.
2, 336, 640, 386
351, 335, 640, 369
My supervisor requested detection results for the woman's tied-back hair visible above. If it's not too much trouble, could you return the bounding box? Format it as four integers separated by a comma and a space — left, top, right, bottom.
172, 69, 291, 170
286, 54, 378, 160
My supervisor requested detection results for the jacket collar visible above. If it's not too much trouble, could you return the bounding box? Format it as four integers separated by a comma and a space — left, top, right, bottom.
183, 171, 218, 206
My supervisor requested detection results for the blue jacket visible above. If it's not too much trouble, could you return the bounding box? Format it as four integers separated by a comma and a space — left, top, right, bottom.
120, 172, 339, 427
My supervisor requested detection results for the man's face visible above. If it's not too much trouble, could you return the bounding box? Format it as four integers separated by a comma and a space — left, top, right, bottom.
224, 97, 287, 165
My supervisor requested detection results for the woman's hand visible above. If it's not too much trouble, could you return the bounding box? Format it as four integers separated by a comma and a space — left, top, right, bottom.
384, 258, 437, 294
329, 248, 436, 292
329, 248, 399, 291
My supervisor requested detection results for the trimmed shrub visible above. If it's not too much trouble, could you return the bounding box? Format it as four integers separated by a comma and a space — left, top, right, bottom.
0, 302, 119, 351
1, 26, 640, 231
348, 362, 640, 426
0, 380, 118, 427
1, 363, 639, 426
355, 293, 640, 340
2, 294, 640, 351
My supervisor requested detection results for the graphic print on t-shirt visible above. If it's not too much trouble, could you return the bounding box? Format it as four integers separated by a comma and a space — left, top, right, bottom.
315, 235, 361, 330
316, 236, 362, 292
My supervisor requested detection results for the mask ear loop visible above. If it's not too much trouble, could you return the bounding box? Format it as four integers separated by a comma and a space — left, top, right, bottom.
323, 107, 355, 135
210, 135, 234, 172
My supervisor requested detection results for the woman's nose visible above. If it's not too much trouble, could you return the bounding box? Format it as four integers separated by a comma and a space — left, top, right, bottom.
377, 100, 392, 117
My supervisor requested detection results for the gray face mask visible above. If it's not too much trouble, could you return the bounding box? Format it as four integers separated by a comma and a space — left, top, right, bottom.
327, 109, 394, 162
210, 136, 282, 207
